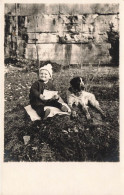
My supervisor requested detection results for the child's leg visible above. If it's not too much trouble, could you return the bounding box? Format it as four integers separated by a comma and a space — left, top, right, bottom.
31, 105, 45, 118
46, 100, 68, 112
45, 100, 61, 109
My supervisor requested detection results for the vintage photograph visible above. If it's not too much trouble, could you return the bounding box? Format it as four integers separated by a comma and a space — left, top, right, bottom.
4, 3, 119, 162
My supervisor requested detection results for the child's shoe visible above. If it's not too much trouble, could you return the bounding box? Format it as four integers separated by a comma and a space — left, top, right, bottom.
60, 105, 68, 112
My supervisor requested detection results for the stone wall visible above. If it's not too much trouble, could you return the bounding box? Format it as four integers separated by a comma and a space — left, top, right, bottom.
4, 3, 119, 66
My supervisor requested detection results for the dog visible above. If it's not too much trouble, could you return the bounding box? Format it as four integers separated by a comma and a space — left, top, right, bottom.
67, 77, 106, 120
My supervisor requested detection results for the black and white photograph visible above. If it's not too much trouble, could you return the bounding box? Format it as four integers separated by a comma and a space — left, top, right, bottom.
2, 0, 124, 194
4, 3, 120, 162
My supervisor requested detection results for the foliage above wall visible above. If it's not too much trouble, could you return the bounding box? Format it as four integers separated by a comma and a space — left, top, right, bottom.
107, 22, 119, 66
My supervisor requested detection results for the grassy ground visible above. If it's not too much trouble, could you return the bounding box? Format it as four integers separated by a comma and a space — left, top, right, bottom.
4, 62, 119, 162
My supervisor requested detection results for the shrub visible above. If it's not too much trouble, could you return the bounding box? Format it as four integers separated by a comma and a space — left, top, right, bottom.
107, 22, 119, 66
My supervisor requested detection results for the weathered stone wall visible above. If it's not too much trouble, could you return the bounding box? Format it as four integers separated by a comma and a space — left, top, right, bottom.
4, 3, 119, 65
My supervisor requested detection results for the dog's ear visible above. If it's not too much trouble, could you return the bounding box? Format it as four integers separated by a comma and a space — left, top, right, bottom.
70, 78, 75, 86
70, 77, 79, 86
68, 87, 73, 92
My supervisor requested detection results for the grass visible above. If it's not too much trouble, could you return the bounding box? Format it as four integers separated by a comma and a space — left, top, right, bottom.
4, 63, 119, 162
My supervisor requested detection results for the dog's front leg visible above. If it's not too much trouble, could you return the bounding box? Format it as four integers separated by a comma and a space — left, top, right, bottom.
68, 103, 77, 118
81, 104, 91, 120
67, 99, 77, 118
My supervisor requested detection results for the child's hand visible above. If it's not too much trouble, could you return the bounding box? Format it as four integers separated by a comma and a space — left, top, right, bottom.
39, 94, 45, 100
52, 94, 59, 100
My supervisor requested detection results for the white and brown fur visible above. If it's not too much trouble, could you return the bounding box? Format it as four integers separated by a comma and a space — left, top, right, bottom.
67, 77, 106, 120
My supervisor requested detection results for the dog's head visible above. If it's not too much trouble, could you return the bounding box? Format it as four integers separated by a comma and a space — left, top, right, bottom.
69, 77, 85, 93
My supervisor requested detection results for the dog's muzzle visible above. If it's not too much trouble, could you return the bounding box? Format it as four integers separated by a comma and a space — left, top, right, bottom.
80, 83, 85, 90
80, 78, 85, 89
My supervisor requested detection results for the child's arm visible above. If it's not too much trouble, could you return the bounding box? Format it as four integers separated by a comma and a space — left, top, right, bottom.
30, 82, 40, 97
30, 81, 45, 100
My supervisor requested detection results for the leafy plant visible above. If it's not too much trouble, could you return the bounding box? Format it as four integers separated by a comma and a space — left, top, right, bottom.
107, 22, 119, 66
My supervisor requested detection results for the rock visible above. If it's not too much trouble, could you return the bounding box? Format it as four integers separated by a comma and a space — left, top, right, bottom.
23, 136, 30, 145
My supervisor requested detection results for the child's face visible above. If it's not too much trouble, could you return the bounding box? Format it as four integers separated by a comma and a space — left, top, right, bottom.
39, 69, 51, 82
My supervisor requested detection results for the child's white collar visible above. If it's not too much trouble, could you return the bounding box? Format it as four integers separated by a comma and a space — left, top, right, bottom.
44, 81, 48, 84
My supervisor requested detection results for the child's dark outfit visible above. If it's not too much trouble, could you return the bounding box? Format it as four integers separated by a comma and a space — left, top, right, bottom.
29, 79, 62, 118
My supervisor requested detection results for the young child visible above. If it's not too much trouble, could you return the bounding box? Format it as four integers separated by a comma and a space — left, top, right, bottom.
29, 64, 68, 119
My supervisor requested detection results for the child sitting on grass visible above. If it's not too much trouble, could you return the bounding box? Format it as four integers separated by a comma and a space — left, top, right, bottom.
29, 64, 69, 119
